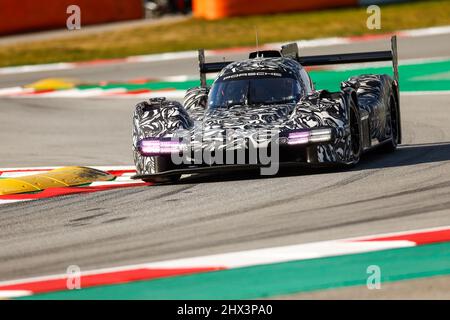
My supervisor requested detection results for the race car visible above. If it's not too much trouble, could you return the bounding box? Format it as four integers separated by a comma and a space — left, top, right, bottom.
131, 36, 401, 183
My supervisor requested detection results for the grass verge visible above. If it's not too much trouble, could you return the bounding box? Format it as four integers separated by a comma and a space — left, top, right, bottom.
1, 0, 449, 67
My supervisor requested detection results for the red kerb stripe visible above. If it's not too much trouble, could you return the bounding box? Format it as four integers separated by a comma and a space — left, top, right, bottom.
0, 183, 149, 200
0, 267, 223, 294
355, 228, 450, 245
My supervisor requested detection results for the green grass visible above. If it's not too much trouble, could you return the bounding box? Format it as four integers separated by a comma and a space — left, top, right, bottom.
1, 0, 449, 68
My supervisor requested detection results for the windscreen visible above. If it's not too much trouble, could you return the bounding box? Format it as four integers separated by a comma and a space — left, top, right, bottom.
208, 74, 301, 109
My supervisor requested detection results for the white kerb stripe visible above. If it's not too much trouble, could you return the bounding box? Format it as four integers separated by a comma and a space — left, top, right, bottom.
0, 290, 33, 298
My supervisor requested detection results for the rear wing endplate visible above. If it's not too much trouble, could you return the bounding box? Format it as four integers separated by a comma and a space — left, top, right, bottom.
198, 36, 399, 87
198, 49, 233, 87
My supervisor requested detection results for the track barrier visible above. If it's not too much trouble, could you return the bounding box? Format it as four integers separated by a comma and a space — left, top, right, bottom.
0, 0, 144, 35
193, 0, 415, 20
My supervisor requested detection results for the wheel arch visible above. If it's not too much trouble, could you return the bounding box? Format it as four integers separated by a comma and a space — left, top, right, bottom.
132, 98, 192, 176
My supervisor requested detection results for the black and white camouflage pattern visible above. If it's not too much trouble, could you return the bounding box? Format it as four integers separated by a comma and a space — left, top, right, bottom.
132, 98, 192, 174
132, 57, 397, 175
344, 74, 396, 142
287, 91, 352, 163
183, 87, 208, 121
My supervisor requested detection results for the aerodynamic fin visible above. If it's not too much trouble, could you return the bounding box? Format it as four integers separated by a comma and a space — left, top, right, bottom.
198, 49, 233, 87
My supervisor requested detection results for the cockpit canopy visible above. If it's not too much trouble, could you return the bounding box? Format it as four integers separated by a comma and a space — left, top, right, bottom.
208, 72, 302, 109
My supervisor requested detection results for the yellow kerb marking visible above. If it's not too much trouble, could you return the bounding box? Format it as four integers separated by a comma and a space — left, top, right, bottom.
0, 167, 114, 195
24, 78, 80, 90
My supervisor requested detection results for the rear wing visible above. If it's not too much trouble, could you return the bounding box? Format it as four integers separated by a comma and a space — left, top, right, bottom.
296, 36, 399, 85
198, 35, 399, 87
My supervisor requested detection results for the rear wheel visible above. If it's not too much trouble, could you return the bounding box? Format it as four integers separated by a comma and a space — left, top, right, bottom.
380, 94, 399, 153
347, 100, 362, 166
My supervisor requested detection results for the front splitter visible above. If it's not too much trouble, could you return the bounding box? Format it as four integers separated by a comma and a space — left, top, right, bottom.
131, 161, 333, 180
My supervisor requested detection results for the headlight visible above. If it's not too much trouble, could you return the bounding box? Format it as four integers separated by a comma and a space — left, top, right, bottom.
138, 138, 182, 156
309, 128, 334, 143
286, 128, 334, 145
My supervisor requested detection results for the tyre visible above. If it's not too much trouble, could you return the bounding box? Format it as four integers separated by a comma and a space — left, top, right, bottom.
142, 156, 181, 184
346, 98, 362, 166
135, 155, 181, 184
380, 93, 400, 153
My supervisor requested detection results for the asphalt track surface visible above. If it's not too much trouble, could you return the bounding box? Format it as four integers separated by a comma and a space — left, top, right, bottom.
0, 34, 449, 297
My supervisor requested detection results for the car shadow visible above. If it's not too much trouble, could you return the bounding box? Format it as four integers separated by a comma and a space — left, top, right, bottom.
172, 142, 450, 185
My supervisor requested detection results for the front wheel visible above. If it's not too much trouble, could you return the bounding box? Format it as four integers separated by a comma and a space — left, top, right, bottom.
140, 156, 181, 184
